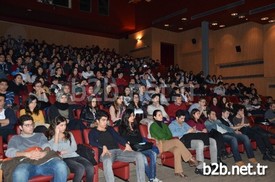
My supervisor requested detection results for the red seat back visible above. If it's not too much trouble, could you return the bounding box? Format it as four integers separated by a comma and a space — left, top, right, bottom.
0, 136, 3, 159
83, 128, 91, 144
139, 124, 148, 138
70, 130, 83, 144
74, 109, 82, 120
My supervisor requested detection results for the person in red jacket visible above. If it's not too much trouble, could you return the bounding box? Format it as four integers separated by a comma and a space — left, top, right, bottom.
166, 94, 187, 118
116, 71, 128, 88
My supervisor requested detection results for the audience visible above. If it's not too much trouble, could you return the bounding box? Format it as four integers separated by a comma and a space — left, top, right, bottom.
205, 110, 258, 166
2, 34, 275, 180
169, 109, 218, 175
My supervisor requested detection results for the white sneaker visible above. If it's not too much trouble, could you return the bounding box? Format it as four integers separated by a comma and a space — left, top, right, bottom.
153, 178, 163, 182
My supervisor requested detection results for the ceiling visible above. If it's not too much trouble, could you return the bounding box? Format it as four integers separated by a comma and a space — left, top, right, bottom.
0, 0, 275, 39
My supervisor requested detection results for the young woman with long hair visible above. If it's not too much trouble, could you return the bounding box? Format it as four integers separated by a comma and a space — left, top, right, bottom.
109, 94, 125, 126
48, 115, 94, 182
19, 95, 48, 133
80, 96, 99, 128
119, 109, 162, 182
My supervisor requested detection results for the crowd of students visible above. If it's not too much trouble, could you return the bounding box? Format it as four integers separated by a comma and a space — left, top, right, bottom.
1, 35, 275, 181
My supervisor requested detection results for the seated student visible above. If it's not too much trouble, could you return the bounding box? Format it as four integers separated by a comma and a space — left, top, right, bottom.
109, 94, 125, 126
48, 115, 94, 182
123, 86, 132, 106
127, 93, 146, 122
209, 96, 222, 118
188, 97, 208, 121
147, 94, 169, 122
60, 83, 75, 105
88, 110, 146, 182
150, 110, 198, 178
166, 94, 187, 119
154, 86, 169, 106
205, 110, 258, 166
102, 85, 115, 108
8, 74, 28, 96
138, 84, 151, 106
169, 110, 219, 175
0, 78, 14, 108
264, 102, 275, 123
49, 77, 62, 94
4, 115, 68, 182
0, 93, 17, 143
30, 80, 51, 109
80, 96, 99, 128
47, 91, 86, 130
119, 109, 162, 182
20, 95, 48, 133
231, 105, 275, 162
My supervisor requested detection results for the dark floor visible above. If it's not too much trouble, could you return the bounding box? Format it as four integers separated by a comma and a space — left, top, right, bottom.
98, 150, 275, 182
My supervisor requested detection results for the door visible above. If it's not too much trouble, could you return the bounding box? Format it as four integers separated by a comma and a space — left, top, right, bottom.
160, 42, 174, 67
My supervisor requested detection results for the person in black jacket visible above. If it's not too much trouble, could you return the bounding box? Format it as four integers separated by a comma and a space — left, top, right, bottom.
119, 109, 162, 182
88, 110, 146, 182
47, 91, 86, 130
0, 93, 17, 142
80, 96, 98, 128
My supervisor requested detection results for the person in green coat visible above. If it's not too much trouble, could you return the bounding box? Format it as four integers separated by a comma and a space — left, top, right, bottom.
149, 109, 198, 178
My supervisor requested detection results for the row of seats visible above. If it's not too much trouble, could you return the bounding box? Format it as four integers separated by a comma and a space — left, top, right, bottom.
2, 113, 273, 181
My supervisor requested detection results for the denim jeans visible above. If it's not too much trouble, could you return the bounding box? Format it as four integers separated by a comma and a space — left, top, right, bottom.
64, 156, 94, 182
100, 149, 145, 182
141, 149, 157, 181
223, 133, 254, 162
12, 157, 68, 182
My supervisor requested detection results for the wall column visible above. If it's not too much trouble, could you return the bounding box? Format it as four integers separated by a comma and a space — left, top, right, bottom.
201, 21, 209, 76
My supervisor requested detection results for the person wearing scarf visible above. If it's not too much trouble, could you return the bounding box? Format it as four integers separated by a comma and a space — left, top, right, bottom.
47, 91, 86, 130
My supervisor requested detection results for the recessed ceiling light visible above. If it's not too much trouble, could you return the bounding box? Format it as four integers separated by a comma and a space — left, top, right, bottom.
238, 15, 245, 19
164, 24, 169, 27
212, 22, 218, 26
261, 17, 269, 21
178, 27, 183, 30
181, 17, 187, 21
231, 13, 238, 17
219, 25, 225, 28
27, 9, 32, 12
269, 20, 275, 23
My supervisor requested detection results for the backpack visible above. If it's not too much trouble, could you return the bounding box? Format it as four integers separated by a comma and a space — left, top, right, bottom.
76, 144, 97, 165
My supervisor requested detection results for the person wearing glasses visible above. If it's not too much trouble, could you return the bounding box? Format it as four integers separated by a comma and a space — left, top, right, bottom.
4, 114, 68, 182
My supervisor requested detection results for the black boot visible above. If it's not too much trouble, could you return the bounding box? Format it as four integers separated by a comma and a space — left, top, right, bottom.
263, 152, 275, 162
268, 149, 275, 156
